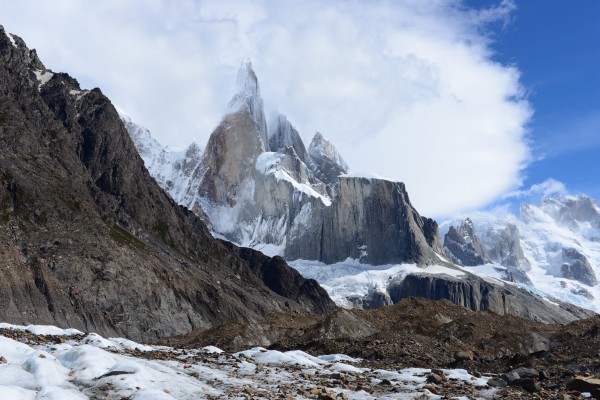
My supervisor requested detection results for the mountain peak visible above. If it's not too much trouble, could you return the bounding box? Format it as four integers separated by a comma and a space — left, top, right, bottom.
226, 59, 268, 149
236, 59, 259, 94
309, 132, 349, 172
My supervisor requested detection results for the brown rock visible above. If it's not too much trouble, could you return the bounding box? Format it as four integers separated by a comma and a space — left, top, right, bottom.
567, 376, 600, 398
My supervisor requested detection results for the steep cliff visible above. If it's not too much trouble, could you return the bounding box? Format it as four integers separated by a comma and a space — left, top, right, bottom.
0, 27, 335, 342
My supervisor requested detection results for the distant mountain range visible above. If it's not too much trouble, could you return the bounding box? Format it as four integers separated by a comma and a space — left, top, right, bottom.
440, 194, 600, 313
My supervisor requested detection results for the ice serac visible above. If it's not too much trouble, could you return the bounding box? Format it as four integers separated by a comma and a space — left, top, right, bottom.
0, 26, 335, 342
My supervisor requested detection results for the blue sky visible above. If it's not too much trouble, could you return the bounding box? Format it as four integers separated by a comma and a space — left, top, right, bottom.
475, 0, 600, 209
0, 0, 596, 218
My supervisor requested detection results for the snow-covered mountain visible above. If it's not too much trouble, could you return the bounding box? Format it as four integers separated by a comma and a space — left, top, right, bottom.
441, 194, 600, 313
120, 61, 599, 321
122, 60, 442, 266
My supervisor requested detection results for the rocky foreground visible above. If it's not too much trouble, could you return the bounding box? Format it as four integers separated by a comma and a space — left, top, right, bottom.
1, 298, 600, 399
163, 297, 600, 399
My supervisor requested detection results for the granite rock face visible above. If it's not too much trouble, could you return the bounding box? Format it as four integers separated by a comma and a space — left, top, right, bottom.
307, 132, 349, 190
486, 223, 530, 270
298, 177, 443, 264
0, 27, 335, 342
444, 218, 531, 284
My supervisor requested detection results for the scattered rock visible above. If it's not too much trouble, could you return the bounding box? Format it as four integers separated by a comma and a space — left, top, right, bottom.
510, 378, 541, 393
487, 378, 507, 388
427, 373, 445, 385
454, 351, 474, 361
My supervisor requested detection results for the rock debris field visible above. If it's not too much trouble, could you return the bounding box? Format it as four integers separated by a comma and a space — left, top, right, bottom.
0, 322, 528, 400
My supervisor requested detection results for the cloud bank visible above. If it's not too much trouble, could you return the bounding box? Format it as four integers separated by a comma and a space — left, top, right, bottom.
0, 0, 531, 217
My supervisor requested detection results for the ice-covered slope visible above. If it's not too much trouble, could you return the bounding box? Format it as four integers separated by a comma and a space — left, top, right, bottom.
441, 194, 600, 313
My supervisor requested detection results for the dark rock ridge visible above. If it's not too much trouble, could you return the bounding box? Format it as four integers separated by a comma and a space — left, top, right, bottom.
386, 272, 592, 324
0, 26, 335, 342
286, 176, 443, 264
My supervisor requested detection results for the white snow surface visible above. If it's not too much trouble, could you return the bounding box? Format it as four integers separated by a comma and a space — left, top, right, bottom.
340, 171, 393, 181
0, 322, 495, 399
33, 69, 54, 89
439, 194, 600, 313
7, 33, 17, 48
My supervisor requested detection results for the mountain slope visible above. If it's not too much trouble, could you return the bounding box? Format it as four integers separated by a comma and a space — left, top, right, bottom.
0, 26, 335, 342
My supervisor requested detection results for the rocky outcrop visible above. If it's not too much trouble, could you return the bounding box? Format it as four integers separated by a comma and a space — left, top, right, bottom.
0, 26, 335, 342
443, 219, 489, 266
561, 247, 597, 286
268, 113, 310, 167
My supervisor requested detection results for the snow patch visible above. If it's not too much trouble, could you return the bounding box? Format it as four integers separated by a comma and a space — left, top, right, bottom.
33, 69, 54, 89
0, 322, 496, 399
7, 33, 17, 48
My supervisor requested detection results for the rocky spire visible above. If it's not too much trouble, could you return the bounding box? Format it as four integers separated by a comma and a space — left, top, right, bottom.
227, 59, 268, 150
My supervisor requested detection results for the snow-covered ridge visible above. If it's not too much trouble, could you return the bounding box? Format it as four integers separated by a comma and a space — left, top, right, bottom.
0, 322, 494, 399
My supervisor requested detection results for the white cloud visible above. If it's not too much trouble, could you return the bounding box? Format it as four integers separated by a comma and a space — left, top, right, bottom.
0, 0, 531, 217
503, 178, 568, 202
